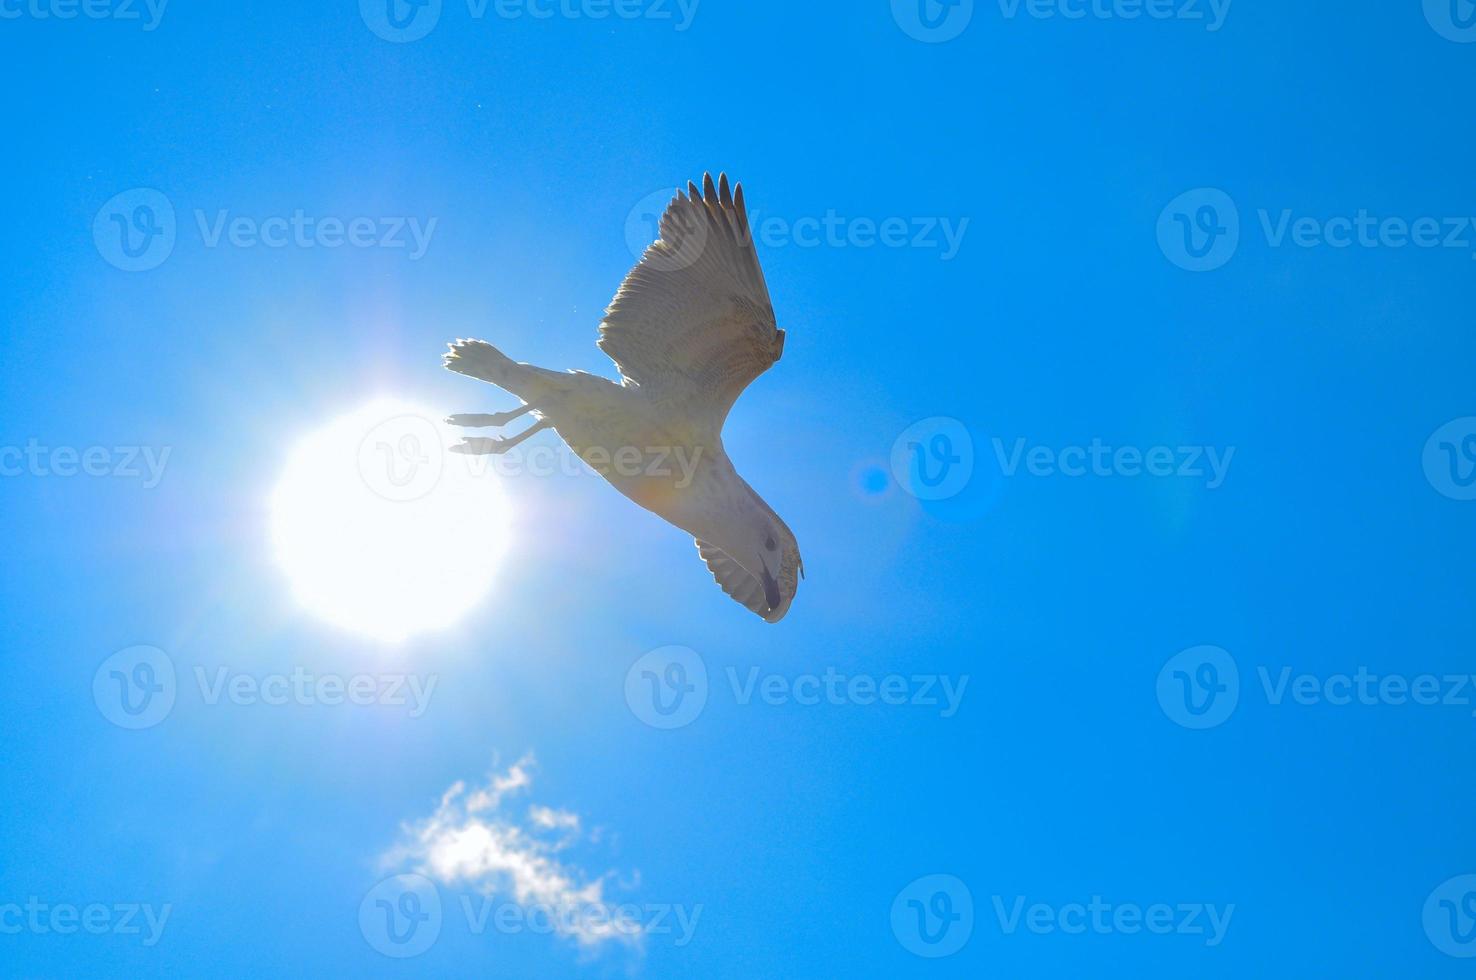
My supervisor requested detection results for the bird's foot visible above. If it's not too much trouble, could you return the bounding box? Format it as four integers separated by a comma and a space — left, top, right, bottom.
446, 407, 533, 428
450, 437, 515, 456
449, 418, 553, 456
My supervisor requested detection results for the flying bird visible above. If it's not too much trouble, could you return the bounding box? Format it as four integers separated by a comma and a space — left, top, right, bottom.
443, 173, 803, 622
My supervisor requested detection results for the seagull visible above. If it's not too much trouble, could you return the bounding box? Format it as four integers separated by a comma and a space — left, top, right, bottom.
444, 173, 803, 622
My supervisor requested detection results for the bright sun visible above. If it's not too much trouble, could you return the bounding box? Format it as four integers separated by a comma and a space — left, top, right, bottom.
270, 401, 509, 642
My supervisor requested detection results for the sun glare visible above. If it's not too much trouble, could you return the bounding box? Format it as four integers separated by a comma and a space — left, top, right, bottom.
270, 401, 509, 642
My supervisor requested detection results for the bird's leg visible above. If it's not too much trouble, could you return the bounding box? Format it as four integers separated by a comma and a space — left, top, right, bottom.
450, 418, 553, 456
445, 404, 537, 428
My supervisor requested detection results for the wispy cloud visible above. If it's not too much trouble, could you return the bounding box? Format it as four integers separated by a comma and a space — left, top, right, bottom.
528, 805, 582, 834
380, 755, 642, 950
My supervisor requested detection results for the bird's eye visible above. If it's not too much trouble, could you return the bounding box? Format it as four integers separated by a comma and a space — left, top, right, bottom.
765, 536, 777, 551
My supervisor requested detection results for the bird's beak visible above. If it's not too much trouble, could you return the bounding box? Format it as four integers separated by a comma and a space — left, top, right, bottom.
759, 558, 782, 613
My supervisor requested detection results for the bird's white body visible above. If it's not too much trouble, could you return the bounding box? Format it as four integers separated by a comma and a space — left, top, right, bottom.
445, 174, 802, 621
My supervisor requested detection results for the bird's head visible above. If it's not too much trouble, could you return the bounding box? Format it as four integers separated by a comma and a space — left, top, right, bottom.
732, 508, 803, 623
696, 488, 804, 623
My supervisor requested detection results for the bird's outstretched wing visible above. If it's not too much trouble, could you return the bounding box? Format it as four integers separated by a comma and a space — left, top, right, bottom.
599, 173, 784, 431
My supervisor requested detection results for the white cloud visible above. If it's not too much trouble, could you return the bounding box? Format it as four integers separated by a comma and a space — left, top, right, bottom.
381, 755, 641, 950
528, 805, 581, 833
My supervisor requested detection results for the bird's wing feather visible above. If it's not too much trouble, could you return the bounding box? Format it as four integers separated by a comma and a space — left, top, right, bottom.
695, 539, 774, 621
599, 173, 783, 430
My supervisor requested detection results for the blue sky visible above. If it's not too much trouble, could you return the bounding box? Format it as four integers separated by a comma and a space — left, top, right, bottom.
3, 0, 1476, 976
